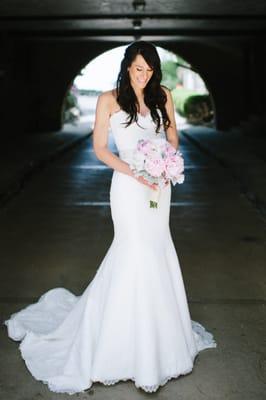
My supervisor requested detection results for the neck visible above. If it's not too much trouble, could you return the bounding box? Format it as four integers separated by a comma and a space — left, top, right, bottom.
131, 83, 144, 100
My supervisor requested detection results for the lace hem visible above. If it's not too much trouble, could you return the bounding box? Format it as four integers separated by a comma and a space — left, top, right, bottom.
44, 321, 217, 395
16, 319, 217, 395
18, 341, 191, 395
17, 336, 195, 395
44, 367, 194, 395
91, 368, 194, 393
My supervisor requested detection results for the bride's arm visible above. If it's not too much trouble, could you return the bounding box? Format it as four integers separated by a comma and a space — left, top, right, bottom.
93, 92, 157, 190
93, 93, 134, 177
162, 87, 179, 150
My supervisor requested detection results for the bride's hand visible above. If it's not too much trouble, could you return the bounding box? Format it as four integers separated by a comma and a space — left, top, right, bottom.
163, 180, 170, 188
126, 165, 158, 190
135, 175, 158, 191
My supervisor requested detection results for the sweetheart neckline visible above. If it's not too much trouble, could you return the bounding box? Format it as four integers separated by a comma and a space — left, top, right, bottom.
109, 109, 151, 121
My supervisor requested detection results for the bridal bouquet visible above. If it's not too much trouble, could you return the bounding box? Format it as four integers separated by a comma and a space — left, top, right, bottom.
129, 138, 185, 208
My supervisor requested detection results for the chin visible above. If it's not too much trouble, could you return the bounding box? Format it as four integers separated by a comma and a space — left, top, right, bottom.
137, 82, 148, 88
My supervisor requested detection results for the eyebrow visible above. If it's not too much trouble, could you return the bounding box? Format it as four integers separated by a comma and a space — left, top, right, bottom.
135, 64, 153, 69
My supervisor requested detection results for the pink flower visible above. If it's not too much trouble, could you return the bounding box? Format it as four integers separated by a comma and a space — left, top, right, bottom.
165, 143, 176, 156
165, 154, 184, 180
145, 157, 165, 177
137, 139, 153, 155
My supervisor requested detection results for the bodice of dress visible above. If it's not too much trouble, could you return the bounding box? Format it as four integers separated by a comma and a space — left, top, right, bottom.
109, 109, 166, 163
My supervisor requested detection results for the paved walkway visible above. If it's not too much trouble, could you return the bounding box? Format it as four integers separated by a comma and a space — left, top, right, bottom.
0, 122, 92, 206
182, 126, 266, 220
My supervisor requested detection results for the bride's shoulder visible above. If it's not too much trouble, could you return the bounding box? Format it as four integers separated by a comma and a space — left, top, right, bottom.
97, 90, 111, 104
97, 89, 118, 109
160, 85, 171, 96
160, 85, 174, 106
95, 91, 113, 115
98, 89, 117, 101
97, 89, 120, 116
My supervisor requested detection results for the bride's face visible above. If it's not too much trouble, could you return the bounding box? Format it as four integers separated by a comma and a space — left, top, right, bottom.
127, 54, 154, 90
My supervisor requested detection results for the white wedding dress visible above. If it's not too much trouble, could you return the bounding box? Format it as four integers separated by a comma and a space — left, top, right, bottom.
4, 109, 216, 394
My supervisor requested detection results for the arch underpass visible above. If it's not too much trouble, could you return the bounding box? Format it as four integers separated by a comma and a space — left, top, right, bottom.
0, 1, 265, 136
0, 2, 266, 399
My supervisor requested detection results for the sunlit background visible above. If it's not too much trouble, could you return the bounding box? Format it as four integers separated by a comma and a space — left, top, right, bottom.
63, 45, 214, 130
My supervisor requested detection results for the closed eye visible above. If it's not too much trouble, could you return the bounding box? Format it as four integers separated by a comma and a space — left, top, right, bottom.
136, 68, 153, 72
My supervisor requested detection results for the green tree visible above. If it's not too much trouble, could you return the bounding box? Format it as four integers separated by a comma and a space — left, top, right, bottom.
161, 61, 180, 90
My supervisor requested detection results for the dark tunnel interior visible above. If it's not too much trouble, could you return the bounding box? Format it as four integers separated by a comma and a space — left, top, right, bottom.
0, 2, 266, 399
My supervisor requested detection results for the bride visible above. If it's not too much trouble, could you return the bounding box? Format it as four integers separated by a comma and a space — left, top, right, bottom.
4, 40, 216, 394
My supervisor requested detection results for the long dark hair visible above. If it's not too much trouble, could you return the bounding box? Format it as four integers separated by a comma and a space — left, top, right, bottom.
115, 41, 171, 133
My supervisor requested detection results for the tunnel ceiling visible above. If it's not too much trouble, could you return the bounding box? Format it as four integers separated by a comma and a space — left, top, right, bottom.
0, 0, 266, 43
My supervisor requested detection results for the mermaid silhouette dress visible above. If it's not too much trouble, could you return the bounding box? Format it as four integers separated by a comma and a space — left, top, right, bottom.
3, 109, 217, 394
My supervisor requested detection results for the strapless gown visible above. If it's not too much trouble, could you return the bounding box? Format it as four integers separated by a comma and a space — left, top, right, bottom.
3, 109, 217, 394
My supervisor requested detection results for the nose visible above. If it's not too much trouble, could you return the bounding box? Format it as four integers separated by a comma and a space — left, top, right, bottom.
140, 70, 148, 80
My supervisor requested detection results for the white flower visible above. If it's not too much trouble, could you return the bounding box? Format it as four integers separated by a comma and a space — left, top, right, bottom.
130, 150, 146, 171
